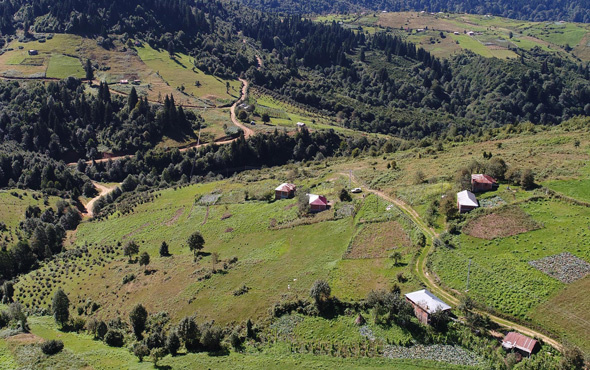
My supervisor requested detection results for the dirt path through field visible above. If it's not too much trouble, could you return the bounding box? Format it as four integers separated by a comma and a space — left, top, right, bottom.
83, 181, 119, 218
343, 171, 562, 351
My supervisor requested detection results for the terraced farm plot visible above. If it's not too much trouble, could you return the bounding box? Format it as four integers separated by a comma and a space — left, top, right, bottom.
345, 221, 411, 259
462, 206, 542, 240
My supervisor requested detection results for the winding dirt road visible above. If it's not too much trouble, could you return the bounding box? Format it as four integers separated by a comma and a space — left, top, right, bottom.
344, 172, 562, 351
83, 181, 119, 218
71, 78, 253, 165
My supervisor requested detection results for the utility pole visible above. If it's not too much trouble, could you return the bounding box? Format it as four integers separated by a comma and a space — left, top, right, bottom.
466, 259, 471, 292
349, 170, 352, 189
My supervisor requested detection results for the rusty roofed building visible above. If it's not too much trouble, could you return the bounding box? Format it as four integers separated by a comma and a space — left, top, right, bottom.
471, 174, 498, 192
404, 289, 451, 325
502, 332, 539, 357
275, 183, 296, 200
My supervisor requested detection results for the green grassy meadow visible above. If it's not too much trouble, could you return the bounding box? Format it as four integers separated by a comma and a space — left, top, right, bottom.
0, 190, 62, 250
14, 169, 419, 326
46, 54, 85, 79
336, 11, 590, 61
135, 43, 240, 106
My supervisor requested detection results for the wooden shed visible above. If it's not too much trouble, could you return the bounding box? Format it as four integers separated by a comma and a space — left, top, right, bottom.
405, 289, 451, 325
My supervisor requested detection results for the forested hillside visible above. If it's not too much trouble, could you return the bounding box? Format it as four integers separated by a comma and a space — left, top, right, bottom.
237, 0, 590, 23
2, 0, 588, 145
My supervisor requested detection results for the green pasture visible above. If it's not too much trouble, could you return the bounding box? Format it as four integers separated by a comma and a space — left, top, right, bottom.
135, 43, 240, 105
431, 198, 590, 349
46, 54, 85, 79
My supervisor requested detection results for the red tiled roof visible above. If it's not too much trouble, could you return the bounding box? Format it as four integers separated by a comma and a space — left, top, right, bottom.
471, 174, 496, 184
502, 332, 538, 354
275, 183, 296, 192
309, 194, 328, 206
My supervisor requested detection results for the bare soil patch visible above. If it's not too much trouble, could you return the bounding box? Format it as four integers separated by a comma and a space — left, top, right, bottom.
529, 252, 590, 283
462, 206, 541, 240
164, 207, 184, 226
345, 221, 411, 259
6, 333, 43, 344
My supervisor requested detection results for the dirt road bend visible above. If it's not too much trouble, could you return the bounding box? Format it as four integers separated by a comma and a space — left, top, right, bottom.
83, 182, 119, 218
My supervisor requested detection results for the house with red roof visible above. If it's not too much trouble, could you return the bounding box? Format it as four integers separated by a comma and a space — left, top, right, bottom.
471, 174, 497, 192
502, 332, 538, 357
308, 194, 328, 212
275, 183, 296, 200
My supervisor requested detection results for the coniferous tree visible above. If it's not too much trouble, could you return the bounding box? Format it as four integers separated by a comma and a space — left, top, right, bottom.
51, 288, 70, 328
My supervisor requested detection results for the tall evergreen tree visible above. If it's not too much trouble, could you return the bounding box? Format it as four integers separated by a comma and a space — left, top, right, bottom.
52, 288, 70, 328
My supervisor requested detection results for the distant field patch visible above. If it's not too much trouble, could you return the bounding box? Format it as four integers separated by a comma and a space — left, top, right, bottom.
20, 57, 46, 66
529, 252, 590, 284
345, 221, 411, 259
463, 206, 541, 240
544, 178, 590, 203
46, 54, 84, 79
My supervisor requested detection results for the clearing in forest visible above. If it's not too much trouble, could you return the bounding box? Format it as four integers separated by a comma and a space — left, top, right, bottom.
462, 206, 541, 240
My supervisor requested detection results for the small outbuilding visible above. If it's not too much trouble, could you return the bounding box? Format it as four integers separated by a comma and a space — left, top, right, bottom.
275, 183, 296, 200
28, 49, 38, 56
471, 174, 497, 192
502, 332, 538, 357
296, 122, 306, 128
404, 289, 451, 325
119, 79, 129, 84
457, 190, 479, 213
308, 194, 328, 212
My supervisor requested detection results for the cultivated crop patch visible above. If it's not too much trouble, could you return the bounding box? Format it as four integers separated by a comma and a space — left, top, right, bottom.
345, 221, 411, 259
462, 206, 542, 240
529, 252, 590, 283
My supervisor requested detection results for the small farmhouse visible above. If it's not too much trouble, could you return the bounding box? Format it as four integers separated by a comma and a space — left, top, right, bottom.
308, 194, 328, 212
404, 289, 451, 325
119, 79, 129, 84
502, 332, 538, 357
457, 190, 478, 213
296, 122, 306, 128
28, 49, 38, 55
275, 183, 296, 200
471, 174, 497, 192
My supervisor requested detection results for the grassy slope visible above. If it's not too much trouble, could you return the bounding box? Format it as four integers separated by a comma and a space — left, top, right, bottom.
0, 189, 62, 250
327, 11, 589, 60
14, 170, 419, 325
0, 34, 84, 78
0, 315, 464, 370
135, 43, 241, 106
